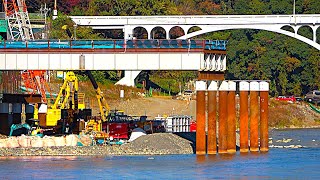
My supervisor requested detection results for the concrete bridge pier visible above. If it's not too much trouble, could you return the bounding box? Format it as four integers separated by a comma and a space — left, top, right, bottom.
115, 70, 141, 87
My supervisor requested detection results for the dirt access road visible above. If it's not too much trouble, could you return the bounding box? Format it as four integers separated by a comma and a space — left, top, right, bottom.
108, 96, 320, 128
108, 97, 196, 119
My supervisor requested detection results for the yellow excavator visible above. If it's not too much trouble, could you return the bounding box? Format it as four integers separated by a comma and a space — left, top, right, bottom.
34, 70, 110, 136
45, 71, 86, 128
47, 71, 90, 134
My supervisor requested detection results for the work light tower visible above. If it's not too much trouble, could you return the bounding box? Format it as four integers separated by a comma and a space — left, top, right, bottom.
2, 0, 34, 40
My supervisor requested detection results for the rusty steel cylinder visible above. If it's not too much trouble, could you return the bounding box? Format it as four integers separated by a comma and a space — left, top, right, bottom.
239, 81, 249, 152
196, 81, 207, 155
207, 81, 218, 154
218, 81, 228, 154
259, 81, 269, 152
249, 81, 259, 152
227, 81, 236, 153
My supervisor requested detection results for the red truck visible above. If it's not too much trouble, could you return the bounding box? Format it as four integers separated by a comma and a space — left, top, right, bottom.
275, 96, 296, 102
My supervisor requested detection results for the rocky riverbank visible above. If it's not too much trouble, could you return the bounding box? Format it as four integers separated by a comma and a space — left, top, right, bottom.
0, 133, 194, 156
0, 128, 315, 156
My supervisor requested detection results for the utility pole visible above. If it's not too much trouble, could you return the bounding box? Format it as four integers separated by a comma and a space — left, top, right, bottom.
293, 0, 296, 15
73, 24, 77, 40
40, 3, 50, 39
40, 4, 50, 25
53, 0, 57, 18
293, 0, 296, 25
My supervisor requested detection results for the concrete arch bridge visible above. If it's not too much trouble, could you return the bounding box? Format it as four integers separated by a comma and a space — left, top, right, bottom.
71, 14, 320, 50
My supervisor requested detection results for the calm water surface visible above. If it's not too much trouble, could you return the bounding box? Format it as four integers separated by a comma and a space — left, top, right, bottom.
0, 128, 319, 179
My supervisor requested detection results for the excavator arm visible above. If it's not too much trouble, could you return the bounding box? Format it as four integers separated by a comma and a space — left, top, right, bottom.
52, 71, 79, 110
86, 70, 110, 121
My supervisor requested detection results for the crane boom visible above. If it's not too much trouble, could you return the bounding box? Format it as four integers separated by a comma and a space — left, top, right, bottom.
52, 71, 78, 110
86, 70, 110, 122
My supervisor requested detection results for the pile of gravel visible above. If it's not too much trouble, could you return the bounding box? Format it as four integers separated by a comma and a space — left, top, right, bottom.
119, 133, 194, 155
0, 133, 194, 156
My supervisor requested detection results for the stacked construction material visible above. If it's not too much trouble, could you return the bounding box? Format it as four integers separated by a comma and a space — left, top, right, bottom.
0, 134, 93, 148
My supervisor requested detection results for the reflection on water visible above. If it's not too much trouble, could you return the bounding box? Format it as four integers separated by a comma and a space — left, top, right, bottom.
196, 155, 206, 163
0, 129, 320, 179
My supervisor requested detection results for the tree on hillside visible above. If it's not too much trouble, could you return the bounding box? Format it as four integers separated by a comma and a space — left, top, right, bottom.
48, 15, 101, 39
85, 0, 179, 16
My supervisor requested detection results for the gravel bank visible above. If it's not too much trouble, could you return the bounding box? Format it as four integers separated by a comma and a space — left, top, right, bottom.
0, 133, 194, 156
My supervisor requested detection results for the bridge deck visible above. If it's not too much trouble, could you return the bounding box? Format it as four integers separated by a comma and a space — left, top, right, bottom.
0, 39, 227, 51
0, 39, 227, 71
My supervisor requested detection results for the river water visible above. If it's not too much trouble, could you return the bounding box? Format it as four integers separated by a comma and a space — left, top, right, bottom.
0, 128, 319, 179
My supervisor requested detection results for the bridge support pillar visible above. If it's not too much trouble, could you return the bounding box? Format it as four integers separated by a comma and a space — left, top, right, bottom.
218, 81, 228, 154
249, 82, 259, 152
311, 26, 318, 42
259, 82, 269, 152
207, 81, 217, 154
115, 70, 141, 87
196, 81, 207, 155
227, 81, 236, 153
195, 78, 269, 155
239, 81, 249, 153
124, 26, 134, 40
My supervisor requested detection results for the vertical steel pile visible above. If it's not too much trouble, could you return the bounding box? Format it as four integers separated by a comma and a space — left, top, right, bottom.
0, 71, 21, 94
196, 81, 206, 155
249, 82, 259, 152
259, 82, 269, 152
207, 81, 217, 154
218, 81, 228, 154
239, 81, 249, 152
227, 81, 236, 153
195, 80, 269, 155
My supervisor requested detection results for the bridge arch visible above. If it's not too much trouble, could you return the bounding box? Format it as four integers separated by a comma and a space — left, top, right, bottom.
150, 26, 166, 39
133, 26, 148, 39
281, 25, 294, 33
297, 25, 314, 41
178, 26, 320, 50
187, 26, 202, 34
169, 26, 185, 39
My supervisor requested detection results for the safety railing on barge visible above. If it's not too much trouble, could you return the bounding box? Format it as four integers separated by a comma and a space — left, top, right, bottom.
0, 39, 227, 50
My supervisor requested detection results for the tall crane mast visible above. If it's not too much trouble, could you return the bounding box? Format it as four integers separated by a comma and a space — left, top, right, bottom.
2, 0, 34, 40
